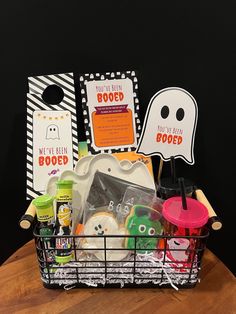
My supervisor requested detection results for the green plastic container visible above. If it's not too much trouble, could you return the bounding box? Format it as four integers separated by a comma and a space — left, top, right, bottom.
32, 194, 54, 222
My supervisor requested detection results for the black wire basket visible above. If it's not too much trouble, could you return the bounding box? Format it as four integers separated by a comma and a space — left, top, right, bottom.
33, 226, 209, 290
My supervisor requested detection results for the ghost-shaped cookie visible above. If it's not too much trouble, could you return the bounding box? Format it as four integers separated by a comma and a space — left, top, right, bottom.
82, 212, 128, 261
136, 87, 198, 165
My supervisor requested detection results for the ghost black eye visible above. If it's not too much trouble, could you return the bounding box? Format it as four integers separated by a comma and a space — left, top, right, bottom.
176, 108, 185, 121
161, 106, 169, 119
98, 224, 102, 229
95, 226, 98, 231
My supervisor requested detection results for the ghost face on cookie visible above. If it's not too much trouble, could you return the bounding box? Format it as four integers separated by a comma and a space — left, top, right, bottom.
83, 213, 128, 261
84, 214, 121, 236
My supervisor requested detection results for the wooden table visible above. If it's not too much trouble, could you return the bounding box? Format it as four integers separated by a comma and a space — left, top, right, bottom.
0, 241, 235, 314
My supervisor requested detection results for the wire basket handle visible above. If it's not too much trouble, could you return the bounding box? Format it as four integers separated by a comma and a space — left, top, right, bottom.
19, 201, 36, 229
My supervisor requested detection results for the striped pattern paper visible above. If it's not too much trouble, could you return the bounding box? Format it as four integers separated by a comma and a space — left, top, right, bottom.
26, 73, 78, 200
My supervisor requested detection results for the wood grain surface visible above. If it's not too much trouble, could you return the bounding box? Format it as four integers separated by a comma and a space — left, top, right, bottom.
0, 240, 235, 314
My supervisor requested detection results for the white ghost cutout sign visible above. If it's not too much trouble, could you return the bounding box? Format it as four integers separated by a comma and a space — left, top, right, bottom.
137, 87, 198, 164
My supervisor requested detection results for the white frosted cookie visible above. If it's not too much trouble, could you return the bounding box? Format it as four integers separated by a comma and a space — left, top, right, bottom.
83, 212, 128, 261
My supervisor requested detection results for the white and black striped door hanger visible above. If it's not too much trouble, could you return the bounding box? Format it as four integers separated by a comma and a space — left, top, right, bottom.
26, 72, 78, 200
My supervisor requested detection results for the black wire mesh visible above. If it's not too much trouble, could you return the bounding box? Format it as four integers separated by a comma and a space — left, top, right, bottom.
33, 227, 209, 289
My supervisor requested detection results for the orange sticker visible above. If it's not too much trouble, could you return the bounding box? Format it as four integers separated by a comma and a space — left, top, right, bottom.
92, 109, 135, 147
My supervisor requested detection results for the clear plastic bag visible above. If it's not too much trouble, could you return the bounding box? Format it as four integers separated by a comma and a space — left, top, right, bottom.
120, 186, 164, 254
80, 171, 156, 261
118, 186, 156, 224
83, 171, 156, 224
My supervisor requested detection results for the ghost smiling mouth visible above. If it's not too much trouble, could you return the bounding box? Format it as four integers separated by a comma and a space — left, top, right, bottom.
94, 224, 105, 236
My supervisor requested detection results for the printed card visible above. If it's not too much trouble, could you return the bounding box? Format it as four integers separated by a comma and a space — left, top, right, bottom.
26, 73, 78, 199
80, 71, 141, 154
33, 110, 74, 191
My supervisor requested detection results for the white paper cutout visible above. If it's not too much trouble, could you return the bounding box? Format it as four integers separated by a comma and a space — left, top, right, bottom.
33, 110, 74, 191
136, 87, 198, 165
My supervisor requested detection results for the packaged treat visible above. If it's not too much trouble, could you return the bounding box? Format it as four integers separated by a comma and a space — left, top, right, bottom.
81, 171, 156, 261
32, 194, 55, 262
32, 194, 55, 240
119, 186, 162, 223
84, 171, 155, 222
125, 205, 162, 253
55, 180, 74, 264
82, 211, 128, 261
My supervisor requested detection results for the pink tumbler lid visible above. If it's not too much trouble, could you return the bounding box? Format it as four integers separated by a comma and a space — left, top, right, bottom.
162, 196, 209, 228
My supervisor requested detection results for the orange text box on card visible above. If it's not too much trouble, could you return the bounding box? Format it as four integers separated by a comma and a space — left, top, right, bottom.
92, 109, 135, 147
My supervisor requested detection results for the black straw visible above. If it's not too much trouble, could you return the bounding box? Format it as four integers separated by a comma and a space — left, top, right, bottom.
170, 156, 176, 183
178, 177, 187, 210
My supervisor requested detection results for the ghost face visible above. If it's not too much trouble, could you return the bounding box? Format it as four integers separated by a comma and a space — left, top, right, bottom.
83, 213, 128, 261
137, 88, 198, 164
167, 237, 190, 262
83, 212, 128, 260
46, 124, 60, 139
84, 214, 120, 236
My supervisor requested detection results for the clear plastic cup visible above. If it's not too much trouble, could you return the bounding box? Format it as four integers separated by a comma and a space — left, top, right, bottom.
162, 196, 208, 263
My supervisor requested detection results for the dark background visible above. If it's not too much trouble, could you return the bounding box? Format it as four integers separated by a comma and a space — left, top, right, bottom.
1, 1, 235, 275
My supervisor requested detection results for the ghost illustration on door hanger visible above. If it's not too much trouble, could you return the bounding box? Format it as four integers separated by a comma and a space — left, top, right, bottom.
46, 124, 60, 140
136, 87, 198, 165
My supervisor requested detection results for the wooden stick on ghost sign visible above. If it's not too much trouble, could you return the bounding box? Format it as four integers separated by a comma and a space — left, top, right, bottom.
157, 159, 164, 184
